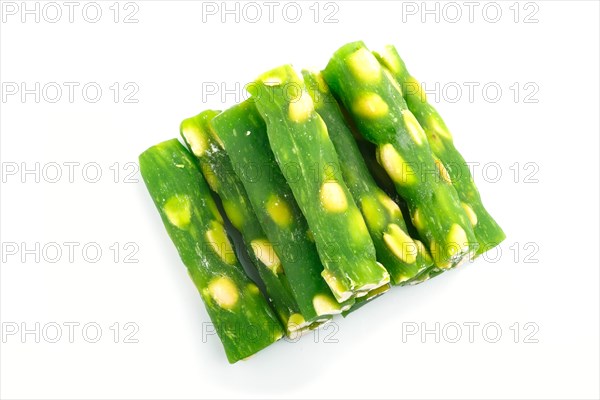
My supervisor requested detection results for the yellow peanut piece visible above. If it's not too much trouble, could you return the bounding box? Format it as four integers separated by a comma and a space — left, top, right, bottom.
378, 144, 417, 186
288, 90, 314, 123
352, 93, 389, 119
447, 223, 469, 256
348, 48, 382, 83
287, 313, 307, 331
377, 191, 402, 219
406, 76, 427, 102
163, 195, 192, 230
461, 202, 478, 226
208, 276, 239, 310
348, 208, 370, 245
319, 181, 348, 213
429, 240, 451, 269
247, 283, 260, 295
222, 200, 244, 231
314, 70, 329, 93
379, 45, 402, 74
261, 75, 282, 86
363, 282, 391, 299
395, 272, 412, 285
361, 196, 385, 231
250, 239, 282, 275
312, 294, 342, 316
435, 158, 452, 184
322, 269, 352, 302
411, 207, 425, 231
402, 109, 426, 146
428, 114, 453, 140
180, 120, 208, 157
383, 223, 417, 264
316, 114, 330, 140
425, 129, 446, 154
200, 162, 219, 192
205, 221, 236, 265
266, 195, 293, 228
208, 198, 224, 223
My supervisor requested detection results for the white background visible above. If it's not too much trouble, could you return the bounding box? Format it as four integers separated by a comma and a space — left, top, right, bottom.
1, 1, 599, 399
